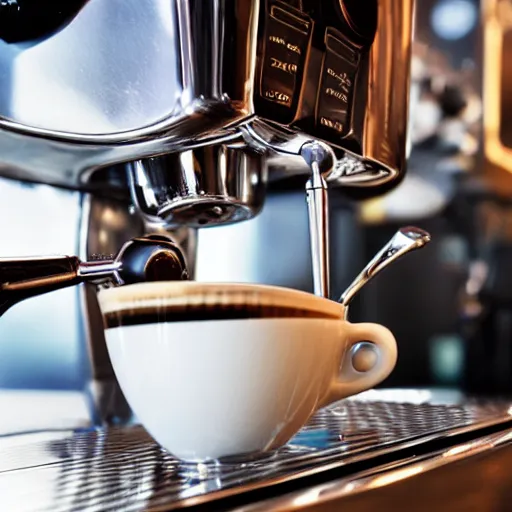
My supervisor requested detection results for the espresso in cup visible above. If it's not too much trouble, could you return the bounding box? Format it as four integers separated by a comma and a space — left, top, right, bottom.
98, 282, 397, 462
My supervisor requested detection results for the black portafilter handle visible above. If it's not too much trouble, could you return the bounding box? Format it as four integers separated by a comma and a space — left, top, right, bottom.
0, 235, 189, 317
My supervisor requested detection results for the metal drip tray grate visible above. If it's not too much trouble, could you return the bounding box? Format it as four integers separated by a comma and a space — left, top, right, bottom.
1, 390, 511, 511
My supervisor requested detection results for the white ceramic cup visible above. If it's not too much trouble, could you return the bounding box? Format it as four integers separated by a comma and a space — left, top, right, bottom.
97, 281, 397, 462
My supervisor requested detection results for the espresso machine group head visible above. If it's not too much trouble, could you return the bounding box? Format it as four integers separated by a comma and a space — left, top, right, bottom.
0, 0, 415, 423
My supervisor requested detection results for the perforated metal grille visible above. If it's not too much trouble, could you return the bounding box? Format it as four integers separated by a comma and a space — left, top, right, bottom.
1, 391, 511, 512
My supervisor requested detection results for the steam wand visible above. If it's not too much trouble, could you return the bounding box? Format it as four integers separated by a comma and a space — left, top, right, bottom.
301, 142, 335, 299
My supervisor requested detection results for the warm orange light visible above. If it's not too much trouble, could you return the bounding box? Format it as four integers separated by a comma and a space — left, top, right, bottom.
483, 0, 512, 174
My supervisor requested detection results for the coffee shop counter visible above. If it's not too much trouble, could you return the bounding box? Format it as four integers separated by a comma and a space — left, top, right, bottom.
1, 388, 512, 511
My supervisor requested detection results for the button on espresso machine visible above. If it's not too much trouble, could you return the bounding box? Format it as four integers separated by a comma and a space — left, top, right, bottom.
0, 0, 413, 424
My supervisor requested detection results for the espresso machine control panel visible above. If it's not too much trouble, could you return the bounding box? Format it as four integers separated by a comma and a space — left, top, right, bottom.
256, 0, 377, 148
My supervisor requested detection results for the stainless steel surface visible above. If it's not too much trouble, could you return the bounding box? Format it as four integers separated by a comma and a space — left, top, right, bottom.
305, 184, 330, 298
0, 389, 510, 511
235, 428, 512, 511
77, 260, 122, 280
0, 0, 414, 199
302, 142, 334, 298
339, 227, 432, 306
128, 142, 268, 228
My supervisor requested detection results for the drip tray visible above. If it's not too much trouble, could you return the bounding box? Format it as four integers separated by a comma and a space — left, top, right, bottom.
1, 389, 511, 511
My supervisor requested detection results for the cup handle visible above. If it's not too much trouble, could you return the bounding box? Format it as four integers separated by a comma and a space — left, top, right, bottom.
320, 322, 397, 408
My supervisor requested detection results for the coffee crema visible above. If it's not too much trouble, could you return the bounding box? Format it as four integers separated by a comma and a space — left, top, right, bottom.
98, 282, 343, 328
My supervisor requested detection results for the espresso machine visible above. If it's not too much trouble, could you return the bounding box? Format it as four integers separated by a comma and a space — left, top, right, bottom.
3, 2, 512, 511
0, 0, 412, 423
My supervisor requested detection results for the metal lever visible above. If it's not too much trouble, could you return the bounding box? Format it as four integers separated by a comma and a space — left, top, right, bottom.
301, 142, 334, 299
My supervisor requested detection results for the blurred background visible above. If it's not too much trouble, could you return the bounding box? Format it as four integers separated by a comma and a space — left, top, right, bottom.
2, 0, 512, 406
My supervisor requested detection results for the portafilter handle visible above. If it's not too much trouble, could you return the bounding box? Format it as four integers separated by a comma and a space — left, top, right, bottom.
0, 235, 188, 316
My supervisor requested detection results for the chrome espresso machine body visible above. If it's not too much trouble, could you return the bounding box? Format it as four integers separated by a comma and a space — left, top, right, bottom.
0, 0, 413, 422
0, 0, 412, 201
